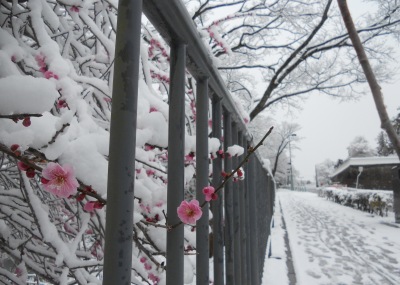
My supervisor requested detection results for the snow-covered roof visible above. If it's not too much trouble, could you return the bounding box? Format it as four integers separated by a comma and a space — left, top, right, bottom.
330, 156, 400, 177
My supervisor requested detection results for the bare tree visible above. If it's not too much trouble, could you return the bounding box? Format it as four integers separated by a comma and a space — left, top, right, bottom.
186, 0, 400, 120
249, 118, 300, 183
347, 136, 376, 157
316, 159, 335, 186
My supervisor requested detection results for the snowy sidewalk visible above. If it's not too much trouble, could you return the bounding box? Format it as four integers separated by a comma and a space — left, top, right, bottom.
263, 189, 400, 285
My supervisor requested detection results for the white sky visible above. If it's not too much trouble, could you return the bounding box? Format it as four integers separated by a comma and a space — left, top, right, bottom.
273, 0, 400, 182
286, 80, 399, 182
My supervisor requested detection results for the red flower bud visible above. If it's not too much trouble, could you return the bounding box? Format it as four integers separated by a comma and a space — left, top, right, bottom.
22, 117, 31, 127
93, 201, 104, 209
26, 168, 35, 178
41, 177, 50, 184
10, 144, 19, 152
76, 193, 86, 201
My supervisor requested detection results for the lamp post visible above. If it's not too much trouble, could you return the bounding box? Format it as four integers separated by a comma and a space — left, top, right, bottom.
356, 166, 363, 189
289, 134, 296, 191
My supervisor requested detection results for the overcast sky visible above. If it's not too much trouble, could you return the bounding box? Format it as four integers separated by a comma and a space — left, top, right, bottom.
284, 81, 399, 182
272, 0, 400, 182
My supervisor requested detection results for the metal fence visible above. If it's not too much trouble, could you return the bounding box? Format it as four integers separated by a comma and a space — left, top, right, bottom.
102, 0, 276, 284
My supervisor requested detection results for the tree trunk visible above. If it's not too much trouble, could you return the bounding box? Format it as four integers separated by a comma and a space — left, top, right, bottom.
337, 0, 400, 223
392, 166, 400, 223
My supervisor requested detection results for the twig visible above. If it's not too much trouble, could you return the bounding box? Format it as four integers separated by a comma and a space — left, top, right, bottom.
170, 126, 274, 229
140, 220, 170, 230
47, 123, 70, 145
0, 113, 42, 119
135, 158, 167, 174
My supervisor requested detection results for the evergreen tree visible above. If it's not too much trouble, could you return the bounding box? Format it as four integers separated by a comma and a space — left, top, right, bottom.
376, 131, 392, 156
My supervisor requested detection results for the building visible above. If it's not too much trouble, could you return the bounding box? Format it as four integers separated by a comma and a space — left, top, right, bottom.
330, 156, 400, 190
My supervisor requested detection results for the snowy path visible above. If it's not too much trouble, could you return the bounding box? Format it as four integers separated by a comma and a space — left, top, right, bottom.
278, 190, 400, 285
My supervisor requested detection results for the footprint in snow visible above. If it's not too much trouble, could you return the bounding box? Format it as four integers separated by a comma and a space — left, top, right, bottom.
306, 270, 322, 279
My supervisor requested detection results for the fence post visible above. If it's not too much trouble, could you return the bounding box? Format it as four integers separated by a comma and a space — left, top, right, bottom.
166, 41, 186, 285
232, 123, 242, 283
102, 1, 142, 284
257, 164, 269, 282
244, 141, 252, 284
238, 132, 248, 284
223, 110, 235, 285
212, 97, 224, 285
196, 78, 210, 285
248, 155, 260, 285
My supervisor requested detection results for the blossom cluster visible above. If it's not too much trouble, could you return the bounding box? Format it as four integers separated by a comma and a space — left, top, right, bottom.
35, 54, 59, 80
140, 256, 160, 284
148, 38, 170, 61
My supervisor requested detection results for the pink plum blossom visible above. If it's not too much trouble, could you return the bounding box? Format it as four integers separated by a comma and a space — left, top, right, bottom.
203, 186, 218, 202
41, 162, 79, 198
185, 152, 195, 162
44, 71, 58, 80
84, 201, 96, 212
144, 263, 152, 270
145, 144, 155, 151
148, 273, 160, 284
177, 199, 202, 225
35, 54, 46, 69
146, 169, 155, 176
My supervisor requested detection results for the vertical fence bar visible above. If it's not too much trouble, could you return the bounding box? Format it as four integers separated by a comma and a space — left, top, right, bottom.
166, 42, 186, 285
238, 133, 248, 284
248, 153, 259, 285
212, 97, 224, 285
268, 175, 274, 231
102, 1, 142, 284
244, 141, 252, 284
257, 164, 269, 283
223, 110, 235, 285
196, 78, 209, 285
232, 123, 242, 283
258, 160, 265, 284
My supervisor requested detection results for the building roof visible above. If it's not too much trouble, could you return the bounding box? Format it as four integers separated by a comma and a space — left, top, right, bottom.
330, 156, 400, 178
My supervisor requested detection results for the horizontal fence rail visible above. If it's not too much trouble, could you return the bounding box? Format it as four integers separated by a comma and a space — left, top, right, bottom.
103, 0, 276, 284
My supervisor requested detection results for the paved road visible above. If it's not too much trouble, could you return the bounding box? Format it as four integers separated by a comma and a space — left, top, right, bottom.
279, 190, 400, 285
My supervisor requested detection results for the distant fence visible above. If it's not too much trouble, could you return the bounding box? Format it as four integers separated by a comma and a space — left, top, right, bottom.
102, 1, 275, 285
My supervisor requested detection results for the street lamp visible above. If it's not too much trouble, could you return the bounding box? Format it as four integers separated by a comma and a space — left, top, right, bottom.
289, 133, 297, 191
356, 166, 363, 189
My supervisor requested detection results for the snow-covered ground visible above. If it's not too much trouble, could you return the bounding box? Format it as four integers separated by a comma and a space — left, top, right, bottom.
262, 189, 400, 285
